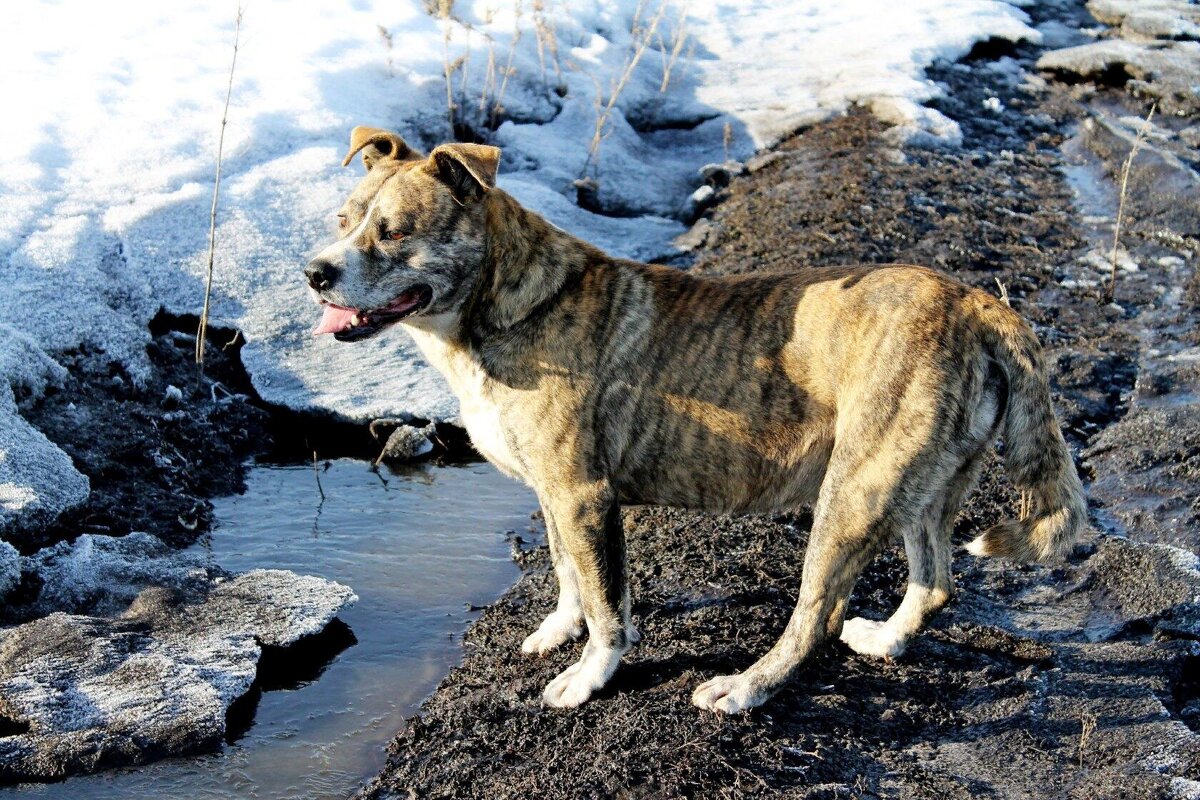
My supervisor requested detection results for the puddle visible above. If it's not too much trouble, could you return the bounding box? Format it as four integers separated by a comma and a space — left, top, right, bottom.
1059, 127, 1118, 248
13, 459, 535, 800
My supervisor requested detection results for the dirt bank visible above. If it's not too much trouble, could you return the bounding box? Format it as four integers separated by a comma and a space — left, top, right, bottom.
361, 3, 1200, 797
5, 316, 270, 557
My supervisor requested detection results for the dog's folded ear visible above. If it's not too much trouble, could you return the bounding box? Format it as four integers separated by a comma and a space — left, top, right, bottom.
341, 126, 420, 170
428, 143, 501, 202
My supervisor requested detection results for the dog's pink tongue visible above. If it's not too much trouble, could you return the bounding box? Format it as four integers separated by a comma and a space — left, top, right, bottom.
313, 304, 357, 335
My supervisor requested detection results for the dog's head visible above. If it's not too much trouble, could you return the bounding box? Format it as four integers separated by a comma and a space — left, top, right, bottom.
306, 126, 499, 342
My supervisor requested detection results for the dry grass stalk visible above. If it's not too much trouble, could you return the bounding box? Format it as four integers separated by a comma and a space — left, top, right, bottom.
377, 24, 394, 77
657, 7, 687, 93
458, 24, 473, 103
532, 0, 564, 92
581, 0, 668, 179
723, 121, 732, 162
480, 37, 498, 124
441, 18, 459, 134
196, 3, 243, 370
490, 1, 524, 130
995, 278, 1010, 307
1105, 102, 1156, 304
1078, 711, 1097, 768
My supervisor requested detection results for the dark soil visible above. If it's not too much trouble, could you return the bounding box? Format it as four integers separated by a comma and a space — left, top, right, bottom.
361, 2, 1200, 797
8, 315, 270, 555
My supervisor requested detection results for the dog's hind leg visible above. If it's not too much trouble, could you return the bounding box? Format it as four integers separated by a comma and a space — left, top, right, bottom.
838, 512, 954, 660
692, 500, 883, 713
841, 378, 999, 659
692, 436, 937, 713
522, 507, 586, 656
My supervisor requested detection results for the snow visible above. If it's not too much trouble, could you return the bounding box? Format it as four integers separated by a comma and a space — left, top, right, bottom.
0, 539, 19, 598
1087, 0, 1200, 42
1, 0, 1037, 529
23, 531, 217, 617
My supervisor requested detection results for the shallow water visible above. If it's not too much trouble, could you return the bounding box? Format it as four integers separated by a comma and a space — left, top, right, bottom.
15, 459, 535, 800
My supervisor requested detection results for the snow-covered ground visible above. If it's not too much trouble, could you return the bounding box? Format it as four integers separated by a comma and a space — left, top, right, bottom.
0, 0, 1038, 531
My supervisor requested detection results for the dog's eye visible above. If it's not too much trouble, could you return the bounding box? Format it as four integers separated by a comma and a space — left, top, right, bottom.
337, 215, 348, 228
386, 231, 406, 241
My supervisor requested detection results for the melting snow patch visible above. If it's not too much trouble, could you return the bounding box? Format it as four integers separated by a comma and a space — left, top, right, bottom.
0, 539, 19, 598
0, 387, 89, 536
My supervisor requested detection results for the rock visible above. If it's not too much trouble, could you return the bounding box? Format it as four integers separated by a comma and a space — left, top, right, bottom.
680, 185, 717, 224
375, 423, 436, 462
0, 534, 356, 782
672, 219, 718, 253
698, 161, 745, 188
161, 384, 183, 409
746, 151, 789, 173
0, 384, 89, 541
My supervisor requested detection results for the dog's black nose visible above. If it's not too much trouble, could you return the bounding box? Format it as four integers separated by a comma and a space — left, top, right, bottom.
305, 259, 340, 291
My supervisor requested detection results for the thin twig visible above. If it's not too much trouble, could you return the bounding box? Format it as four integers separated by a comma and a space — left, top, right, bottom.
196, 3, 243, 371
1105, 103, 1155, 304
440, 8, 459, 135
491, 1, 523, 130
657, 6, 687, 93
312, 450, 326, 503
995, 278, 1010, 307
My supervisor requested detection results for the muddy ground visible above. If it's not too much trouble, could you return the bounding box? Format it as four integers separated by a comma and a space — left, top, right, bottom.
360, 4, 1200, 798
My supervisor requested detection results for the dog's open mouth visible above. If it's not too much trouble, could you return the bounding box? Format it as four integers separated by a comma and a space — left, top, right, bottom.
313, 284, 433, 342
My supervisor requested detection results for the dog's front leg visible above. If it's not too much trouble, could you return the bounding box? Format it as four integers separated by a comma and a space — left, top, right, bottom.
521, 507, 585, 655
540, 483, 634, 709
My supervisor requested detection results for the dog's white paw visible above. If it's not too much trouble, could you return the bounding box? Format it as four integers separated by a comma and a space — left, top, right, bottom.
691, 673, 765, 714
839, 616, 907, 659
541, 643, 622, 709
521, 610, 584, 656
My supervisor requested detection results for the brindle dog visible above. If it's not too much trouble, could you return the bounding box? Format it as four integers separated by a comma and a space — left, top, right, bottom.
305, 126, 1087, 713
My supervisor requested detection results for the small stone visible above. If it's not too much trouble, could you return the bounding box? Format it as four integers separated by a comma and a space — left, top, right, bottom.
680, 185, 717, 224
162, 384, 183, 408
673, 219, 716, 252
698, 160, 745, 187
746, 151, 787, 173
379, 424, 435, 462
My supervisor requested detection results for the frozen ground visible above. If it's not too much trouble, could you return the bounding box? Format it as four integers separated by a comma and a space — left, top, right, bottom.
0, 0, 1039, 534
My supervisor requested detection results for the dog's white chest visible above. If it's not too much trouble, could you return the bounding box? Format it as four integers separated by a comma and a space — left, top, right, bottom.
403, 319, 528, 481
458, 396, 525, 480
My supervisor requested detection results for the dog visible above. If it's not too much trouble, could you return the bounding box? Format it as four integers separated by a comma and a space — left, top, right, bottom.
304, 126, 1087, 713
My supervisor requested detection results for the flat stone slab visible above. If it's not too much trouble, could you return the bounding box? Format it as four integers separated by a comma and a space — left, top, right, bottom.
0, 534, 355, 782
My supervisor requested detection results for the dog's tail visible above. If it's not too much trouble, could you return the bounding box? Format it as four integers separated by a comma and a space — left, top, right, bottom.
966, 295, 1087, 563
